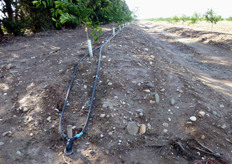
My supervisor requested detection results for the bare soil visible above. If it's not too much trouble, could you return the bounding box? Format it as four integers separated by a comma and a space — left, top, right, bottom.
0, 21, 232, 164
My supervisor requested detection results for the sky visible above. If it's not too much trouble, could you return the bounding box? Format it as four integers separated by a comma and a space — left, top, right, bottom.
125, 0, 232, 19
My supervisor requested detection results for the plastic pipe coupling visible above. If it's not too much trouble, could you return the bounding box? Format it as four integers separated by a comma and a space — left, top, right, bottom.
64, 138, 74, 155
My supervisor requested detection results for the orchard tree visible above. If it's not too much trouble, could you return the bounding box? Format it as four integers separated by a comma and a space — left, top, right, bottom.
189, 12, 201, 25
0, 0, 133, 36
204, 9, 223, 31
180, 15, 190, 23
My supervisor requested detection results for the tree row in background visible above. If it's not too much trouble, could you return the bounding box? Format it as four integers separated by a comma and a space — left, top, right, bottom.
150, 9, 229, 25
0, 0, 133, 36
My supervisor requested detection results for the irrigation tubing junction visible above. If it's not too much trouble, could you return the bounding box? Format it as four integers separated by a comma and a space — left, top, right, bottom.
59, 24, 127, 155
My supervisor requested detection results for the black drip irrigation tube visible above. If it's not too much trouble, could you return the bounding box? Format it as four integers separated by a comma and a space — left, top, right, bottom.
59, 25, 124, 155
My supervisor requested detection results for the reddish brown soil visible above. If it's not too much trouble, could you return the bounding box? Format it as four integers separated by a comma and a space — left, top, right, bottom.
0, 21, 232, 164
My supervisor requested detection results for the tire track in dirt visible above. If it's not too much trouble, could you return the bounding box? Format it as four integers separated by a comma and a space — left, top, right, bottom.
139, 21, 232, 101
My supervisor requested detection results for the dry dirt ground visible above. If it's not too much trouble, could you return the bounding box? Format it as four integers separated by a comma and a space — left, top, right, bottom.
0, 21, 232, 164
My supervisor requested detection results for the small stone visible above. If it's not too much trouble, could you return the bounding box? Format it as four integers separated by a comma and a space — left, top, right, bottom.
139, 124, 146, 134
144, 89, 150, 93
198, 111, 205, 117
108, 132, 113, 135
155, 93, 160, 103
136, 109, 144, 113
127, 121, 139, 135
100, 114, 106, 118
100, 134, 104, 138
84, 85, 87, 89
128, 88, 134, 92
16, 151, 21, 156
23, 107, 29, 112
54, 108, 59, 112
150, 100, 156, 104
58, 152, 63, 156
108, 82, 113, 86
0, 142, 4, 146
170, 98, 175, 106
201, 135, 206, 140
146, 82, 154, 88
105, 150, 109, 154
47, 116, 51, 121
160, 88, 165, 92
43, 84, 49, 89
2, 131, 11, 137
147, 123, 152, 130
6, 63, 13, 69
3, 93, 7, 96
163, 129, 168, 133
163, 123, 169, 127
168, 118, 171, 122
213, 111, 217, 116
220, 104, 224, 108
189, 116, 197, 122
118, 140, 122, 143
30, 133, 33, 136
121, 101, 126, 105
102, 102, 110, 108
221, 124, 227, 129
89, 150, 95, 156
10, 70, 18, 73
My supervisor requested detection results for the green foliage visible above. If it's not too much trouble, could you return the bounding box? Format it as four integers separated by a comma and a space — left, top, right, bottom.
204, 9, 223, 24
32, 0, 132, 40
189, 12, 201, 24
50, 0, 90, 28
108, 0, 133, 24
1, 0, 132, 36
226, 17, 232, 21
150, 10, 227, 26
171, 16, 180, 23
180, 15, 190, 22
149, 17, 172, 22
1, 18, 24, 36
150, 13, 201, 25
18, 1, 54, 32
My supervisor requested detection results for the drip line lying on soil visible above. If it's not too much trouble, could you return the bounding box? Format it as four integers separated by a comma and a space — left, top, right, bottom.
59, 25, 124, 154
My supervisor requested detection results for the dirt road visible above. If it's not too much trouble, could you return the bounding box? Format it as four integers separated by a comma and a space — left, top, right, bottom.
139, 21, 232, 100
0, 22, 231, 164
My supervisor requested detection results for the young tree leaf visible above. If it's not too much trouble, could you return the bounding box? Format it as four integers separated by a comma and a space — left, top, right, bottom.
42, 1, 46, 8
52, 18, 56, 22
98, 28, 102, 34
86, 22, 92, 26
